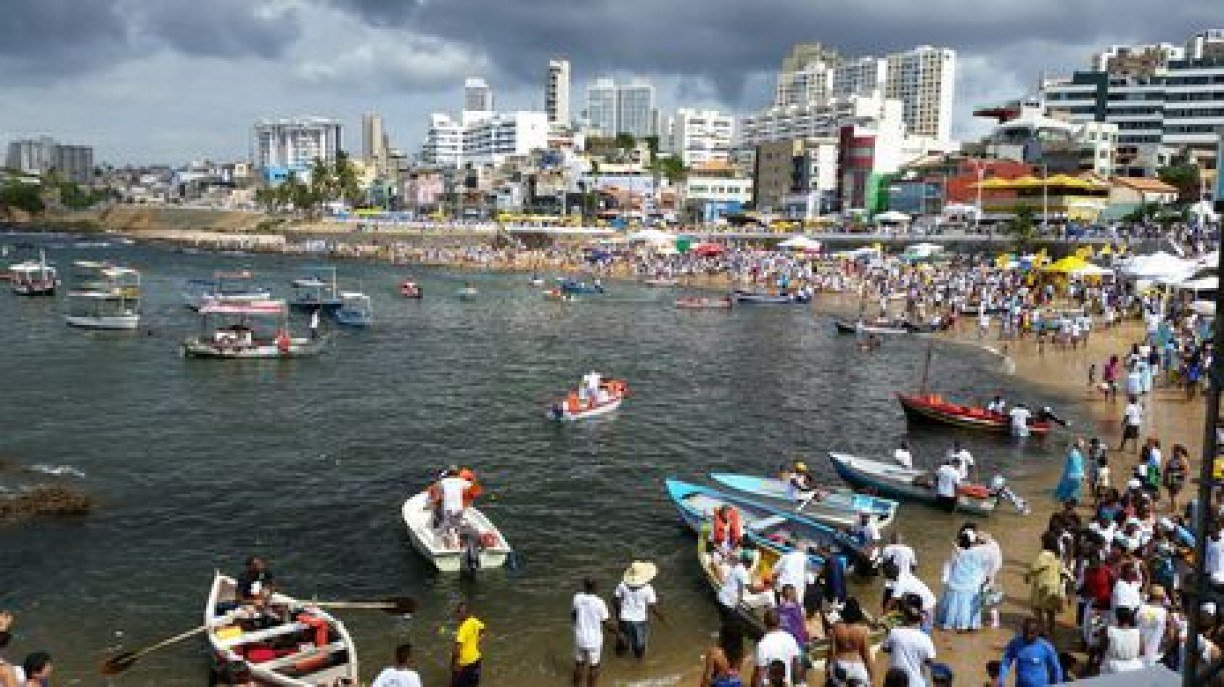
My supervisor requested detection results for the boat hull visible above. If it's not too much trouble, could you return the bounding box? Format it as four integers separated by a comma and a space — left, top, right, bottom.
334, 311, 373, 327
182, 337, 326, 359
675, 297, 732, 309
288, 300, 343, 313
708, 473, 898, 529
549, 394, 623, 421
828, 452, 997, 516
65, 314, 140, 330
834, 320, 909, 335
732, 290, 809, 304
401, 492, 512, 572
896, 394, 1051, 435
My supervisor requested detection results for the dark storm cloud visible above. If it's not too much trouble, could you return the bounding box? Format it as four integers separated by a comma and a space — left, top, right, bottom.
0, 0, 301, 84
328, 0, 1223, 105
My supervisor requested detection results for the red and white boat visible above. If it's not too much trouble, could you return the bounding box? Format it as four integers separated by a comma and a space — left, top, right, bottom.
399, 279, 422, 299
896, 393, 1052, 435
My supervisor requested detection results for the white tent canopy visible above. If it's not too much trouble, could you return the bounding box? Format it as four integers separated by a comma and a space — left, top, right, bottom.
778, 236, 822, 250
1120, 251, 1196, 280
1178, 275, 1219, 291
627, 228, 676, 244
875, 210, 911, 223
1071, 263, 1113, 277
905, 242, 944, 257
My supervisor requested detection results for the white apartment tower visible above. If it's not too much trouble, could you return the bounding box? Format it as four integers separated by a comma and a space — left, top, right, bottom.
546, 59, 571, 126
253, 117, 342, 171
883, 46, 956, 141
464, 77, 494, 114
665, 108, 735, 166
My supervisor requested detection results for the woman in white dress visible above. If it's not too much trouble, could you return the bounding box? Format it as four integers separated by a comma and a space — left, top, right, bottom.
1100, 607, 1145, 674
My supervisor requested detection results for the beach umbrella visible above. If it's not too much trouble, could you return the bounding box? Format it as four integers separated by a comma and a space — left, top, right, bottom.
675, 237, 693, 253
694, 242, 726, 257
778, 236, 822, 251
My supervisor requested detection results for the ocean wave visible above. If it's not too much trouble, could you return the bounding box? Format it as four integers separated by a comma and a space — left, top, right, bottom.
24, 464, 86, 479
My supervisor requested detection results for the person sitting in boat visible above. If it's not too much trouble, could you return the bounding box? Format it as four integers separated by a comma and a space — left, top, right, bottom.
235, 556, 278, 615
716, 549, 774, 613
458, 467, 483, 507
711, 505, 743, 556
893, 441, 914, 469
847, 510, 882, 564
787, 462, 818, 498
985, 395, 1006, 415
432, 466, 472, 547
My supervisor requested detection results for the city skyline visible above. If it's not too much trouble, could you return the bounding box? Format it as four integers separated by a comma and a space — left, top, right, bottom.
0, 0, 1219, 164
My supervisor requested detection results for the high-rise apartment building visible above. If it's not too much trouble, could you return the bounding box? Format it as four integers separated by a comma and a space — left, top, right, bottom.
664, 108, 735, 166
765, 43, 957, 143
253, 117, 342, 172
883, 46, 956, 141
464, 78, 494, 114
585, 78, 619, 136
421, 111, 549, 168
616, 79, 657, 138
361, 112, 390, 175
5, 136, 94, 183
546, 59, 571, 126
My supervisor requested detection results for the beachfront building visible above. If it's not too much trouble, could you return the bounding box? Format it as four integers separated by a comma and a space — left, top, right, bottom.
752, 137, 840, 219
740, 92, 905, 147
1042, 28, 1224, 186
420, 111, 549, 168
974, 174, 1111, 223
253, 117, 342, 181
546, 59, 571, 127
663, 108, 735, 166
680, 161, 754, 222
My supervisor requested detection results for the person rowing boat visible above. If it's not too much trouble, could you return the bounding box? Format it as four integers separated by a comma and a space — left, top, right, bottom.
779, 462, 828, 504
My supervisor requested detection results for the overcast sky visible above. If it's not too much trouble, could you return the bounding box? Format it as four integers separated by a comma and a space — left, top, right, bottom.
0, 0, 1218, 165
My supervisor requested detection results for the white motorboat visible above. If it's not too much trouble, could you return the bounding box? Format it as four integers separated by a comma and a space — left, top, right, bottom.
181, 299, 326, 359
547, 379, 629, 421
204, 572, 359, 686
64, 264, 141, 330
401, 491, 512, 572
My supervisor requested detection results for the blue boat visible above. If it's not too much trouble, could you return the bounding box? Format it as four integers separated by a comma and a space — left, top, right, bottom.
664, 479, 869, 568
289, 266, 343, 313
828, 452, 997, 516
559, 278, 604, 295
333, 292, 373, 327
708, 473, 899, 529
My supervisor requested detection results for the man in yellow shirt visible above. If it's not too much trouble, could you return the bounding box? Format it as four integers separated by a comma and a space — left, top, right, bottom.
451, 601, 485, 687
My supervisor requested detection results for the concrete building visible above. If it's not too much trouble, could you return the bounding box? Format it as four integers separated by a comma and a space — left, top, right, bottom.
421, 111, 549, 168
421, 114, 463, 167
5, 136, 57, 176
773, 43, 841, 107
752, 137, 840, 218
740, 92, 905, 147
361, 112, 390, 175
253, 117, 342, 175
546, 59, 571, 126
1092, 43, 1185, 77
52, 145, 94, 184
883, 46, 956, 141
833, 56, 889, 99
664, 108, 734, 166
585, 78, 618, 136
464, 77, 494, 114
1042, 28, 1224, 180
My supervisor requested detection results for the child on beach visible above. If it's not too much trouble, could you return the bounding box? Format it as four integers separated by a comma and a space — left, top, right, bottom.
1087, 363, 1096, 392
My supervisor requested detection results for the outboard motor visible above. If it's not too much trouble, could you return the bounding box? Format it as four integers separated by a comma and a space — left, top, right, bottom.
461, 525, 482, 572
1037, 406, 1069, 427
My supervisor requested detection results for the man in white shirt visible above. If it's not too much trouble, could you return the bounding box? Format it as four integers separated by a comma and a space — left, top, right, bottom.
947, 441, 975, 482
882, 605, 936, 687
935, 460, 961, 512
613, 561, 664, 660
436, 467, 471, 533
1009, 404, 1032, 438
849, 510, 882, 561
881, 533, 917, 576
1120, 397, 1143, 453
371, 643, 424, 687
772, 548, 809, 606
1136, 586, 1169, 667
572, 578, 613, 687
893, 441, 914, 469
751, 608, 802, 687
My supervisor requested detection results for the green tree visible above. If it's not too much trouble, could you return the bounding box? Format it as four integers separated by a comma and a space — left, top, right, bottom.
0, 181, 46, 213
652, 155, 688, 184
308, 157, 333, 208
1006, 204, 1037, 252
333, 151, 361, 206
614, 133, 636, 150
643, 135, 660, 157
1157, 163, 1201, 202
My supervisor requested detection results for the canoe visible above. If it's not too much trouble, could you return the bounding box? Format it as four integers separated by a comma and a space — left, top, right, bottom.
401, 491, 512, 572
732, 290, 810, 305
896, 393, 1051, 435
708, 473, 898, 529
548, 380, 628, 421
204, 571, 359, 686
675, 296, 732, 310
694, 524, 891, 665
833, 320, 909, 335
827, 452, 997, 516
664, 479, 870, 568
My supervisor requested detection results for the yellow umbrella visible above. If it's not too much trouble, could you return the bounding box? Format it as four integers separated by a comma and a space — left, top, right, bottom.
1041, 255, 1092, 274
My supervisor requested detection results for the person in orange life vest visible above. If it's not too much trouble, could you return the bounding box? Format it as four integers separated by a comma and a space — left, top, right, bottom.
712, 506, 743, 555
459, 467, 483, 507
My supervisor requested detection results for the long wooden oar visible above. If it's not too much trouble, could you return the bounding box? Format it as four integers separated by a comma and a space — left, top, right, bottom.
302, 596, 419, 615
99, 624, 209, 675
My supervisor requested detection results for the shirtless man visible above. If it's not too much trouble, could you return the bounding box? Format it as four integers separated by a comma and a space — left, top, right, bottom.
828, 598, 875, 687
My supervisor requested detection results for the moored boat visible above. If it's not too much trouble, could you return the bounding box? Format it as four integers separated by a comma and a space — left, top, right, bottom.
9, 251, 57, 296
183, 270, 270, 311
708, 473, 898, 529
827, 452, 998, 516
833, 319, 909, 335
665, 479, 871, 568
543, 287, 575, 302
400, 491, 512, 572
333, 292, 373, 327
205, 571, 359, 686
643, 276, 677, 287
675, 296, 733, 310
731, 289, 810, 304
559, 278, 604, 294
896, 393, 1052, 435
181, 299, 326, 359
289, 266, 343, 313
547, 377, 629, 421
399, 279, 423, 299
64, 264, 141, 330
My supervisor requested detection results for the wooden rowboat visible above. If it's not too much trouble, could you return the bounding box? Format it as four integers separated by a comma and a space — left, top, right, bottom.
401, 491, 512, 572
896, 393, 1051, 435
708, 473, 898, 529
204, 572, 359, 686
675, 296, 733, 310
827, 452, 997, 516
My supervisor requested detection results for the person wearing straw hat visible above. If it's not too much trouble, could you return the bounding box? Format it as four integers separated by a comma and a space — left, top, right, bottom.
614, 561, 665, 660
